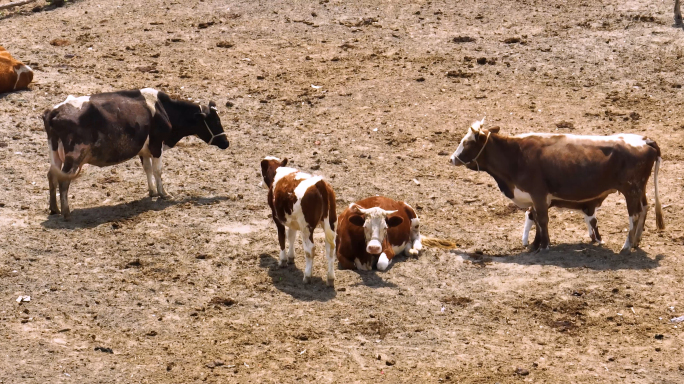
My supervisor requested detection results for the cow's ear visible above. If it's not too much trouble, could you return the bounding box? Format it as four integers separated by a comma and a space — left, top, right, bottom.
209, 101, 217, 108
487, 126, 500, 134
386, 216, 404, 228
260, 159, 270, 176
349, 215, 365, 227
281, 158, 288, 167
470, 127, 480, 140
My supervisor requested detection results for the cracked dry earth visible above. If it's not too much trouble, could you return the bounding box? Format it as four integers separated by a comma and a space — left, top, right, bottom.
1, 0, 684, 383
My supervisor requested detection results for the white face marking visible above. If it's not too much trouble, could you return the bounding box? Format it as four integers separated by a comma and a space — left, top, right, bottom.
355, 207, 398, 254
522, 210, 534, 246
377, 253, 390, 271
512, 187, 534, 208
53, 95, 90, 110
263, 156, 281, 161
140, 88, 159, 115
13, 64, 32, 90
450, 128, 478, 164
515, 133, 647, 148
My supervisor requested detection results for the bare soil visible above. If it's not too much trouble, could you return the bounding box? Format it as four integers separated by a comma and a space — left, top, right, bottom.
1, 0, 684, 382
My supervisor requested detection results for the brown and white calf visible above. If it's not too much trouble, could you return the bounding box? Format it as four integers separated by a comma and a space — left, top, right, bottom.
336, 196, 422, 271
261, 157, 337, 285
522, 195, 607, 247
450, 118, 664, 253
44, 89, 229, 219
0, 46, 33, 94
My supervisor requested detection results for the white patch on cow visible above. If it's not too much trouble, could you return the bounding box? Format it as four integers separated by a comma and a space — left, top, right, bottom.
295, 172, 313, 180
583, 213, 596, 238
152, 157, 168, 196
263, 156, 281, 161
294, 175, 322, 200
522, 210, 534, 246
272, 167, 298, 190
13, 64, 31, 90
301, 228, 315, 283
409, 217, 422, 255
47, 139, 66, 168
621, 215, 637, 252
140, 156, 156, 196
512, 187, 534, 208
377, 253, 390, 271
354, 258, 371, 271
140, 88, 159, 115
515, 132, 647, 148
286, 227, 297, 261
53, 95, 90, 110
137, 137, 151, 157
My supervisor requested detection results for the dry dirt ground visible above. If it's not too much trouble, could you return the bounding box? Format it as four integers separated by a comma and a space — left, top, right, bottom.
1, 0, 684, 382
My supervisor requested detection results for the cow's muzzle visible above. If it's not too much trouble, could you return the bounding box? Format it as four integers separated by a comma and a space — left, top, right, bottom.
366, 239, 382, 255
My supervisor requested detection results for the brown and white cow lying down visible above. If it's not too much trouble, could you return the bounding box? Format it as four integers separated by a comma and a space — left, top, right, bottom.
261, 157, 337, 286
522, 195, 607, 247
450, 118, 664, 253
0, 46, 33, 94
44, 89, 229, 219
336, 196, 422, 271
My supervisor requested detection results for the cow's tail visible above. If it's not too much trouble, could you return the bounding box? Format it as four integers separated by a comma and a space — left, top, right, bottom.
421, 236, 458, 249
654, 156, 664, 230
44, 109, 84, 183
646, 139, 665, 231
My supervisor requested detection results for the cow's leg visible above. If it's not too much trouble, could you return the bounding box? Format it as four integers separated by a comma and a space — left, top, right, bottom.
140, 156, 158, 197
276, 223, 288, 267
522, 208, 535, 246
377, 246, 396, 271
532, 199, 550, 251
634, 194, 649, 248
151, 157, 171, 199
300, 227, 316, 284
286, 227, 297, 263
620, 195, 642, 254
676, 0, 682, 25
323, 219, 336, 286
48, 143, 63, 215
47, 169, 60, 215
582, 207, 603, 244
407, 217, 422, 256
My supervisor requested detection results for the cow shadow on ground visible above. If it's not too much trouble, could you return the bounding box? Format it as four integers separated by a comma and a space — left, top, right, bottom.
40, 195, 228, 230
347, 257, 401, 289
258, 253, 337, 302
459, 243, 664, 271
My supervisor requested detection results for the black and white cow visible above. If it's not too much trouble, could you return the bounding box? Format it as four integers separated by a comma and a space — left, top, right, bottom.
43, 88, 229, 219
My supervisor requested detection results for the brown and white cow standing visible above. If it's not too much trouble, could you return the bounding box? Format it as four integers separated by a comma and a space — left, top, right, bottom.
450, 118, 664, 253
336, 196, 422, 271
44, 89, 229, 219
0, 46, 33, 94
261, 157, 337, 286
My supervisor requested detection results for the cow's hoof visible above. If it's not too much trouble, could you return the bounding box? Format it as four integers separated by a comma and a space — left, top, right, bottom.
149, 191, 159, 197
62, 214, 72, 221
326, 277, 334, 287
408, 248, 419, 256
619, 247, 631, 255
159, 193, 174, 200
302, 276, 311, 284
49, 208, 61, 215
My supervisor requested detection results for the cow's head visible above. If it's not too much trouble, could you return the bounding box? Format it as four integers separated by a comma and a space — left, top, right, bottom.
449, 118, 499, 169
348, 205, 403, 255
195, 101, 229, 149
260, 156, 288, 189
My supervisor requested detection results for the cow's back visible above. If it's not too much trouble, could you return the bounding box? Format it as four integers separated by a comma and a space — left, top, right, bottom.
517, 134, 659, 199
